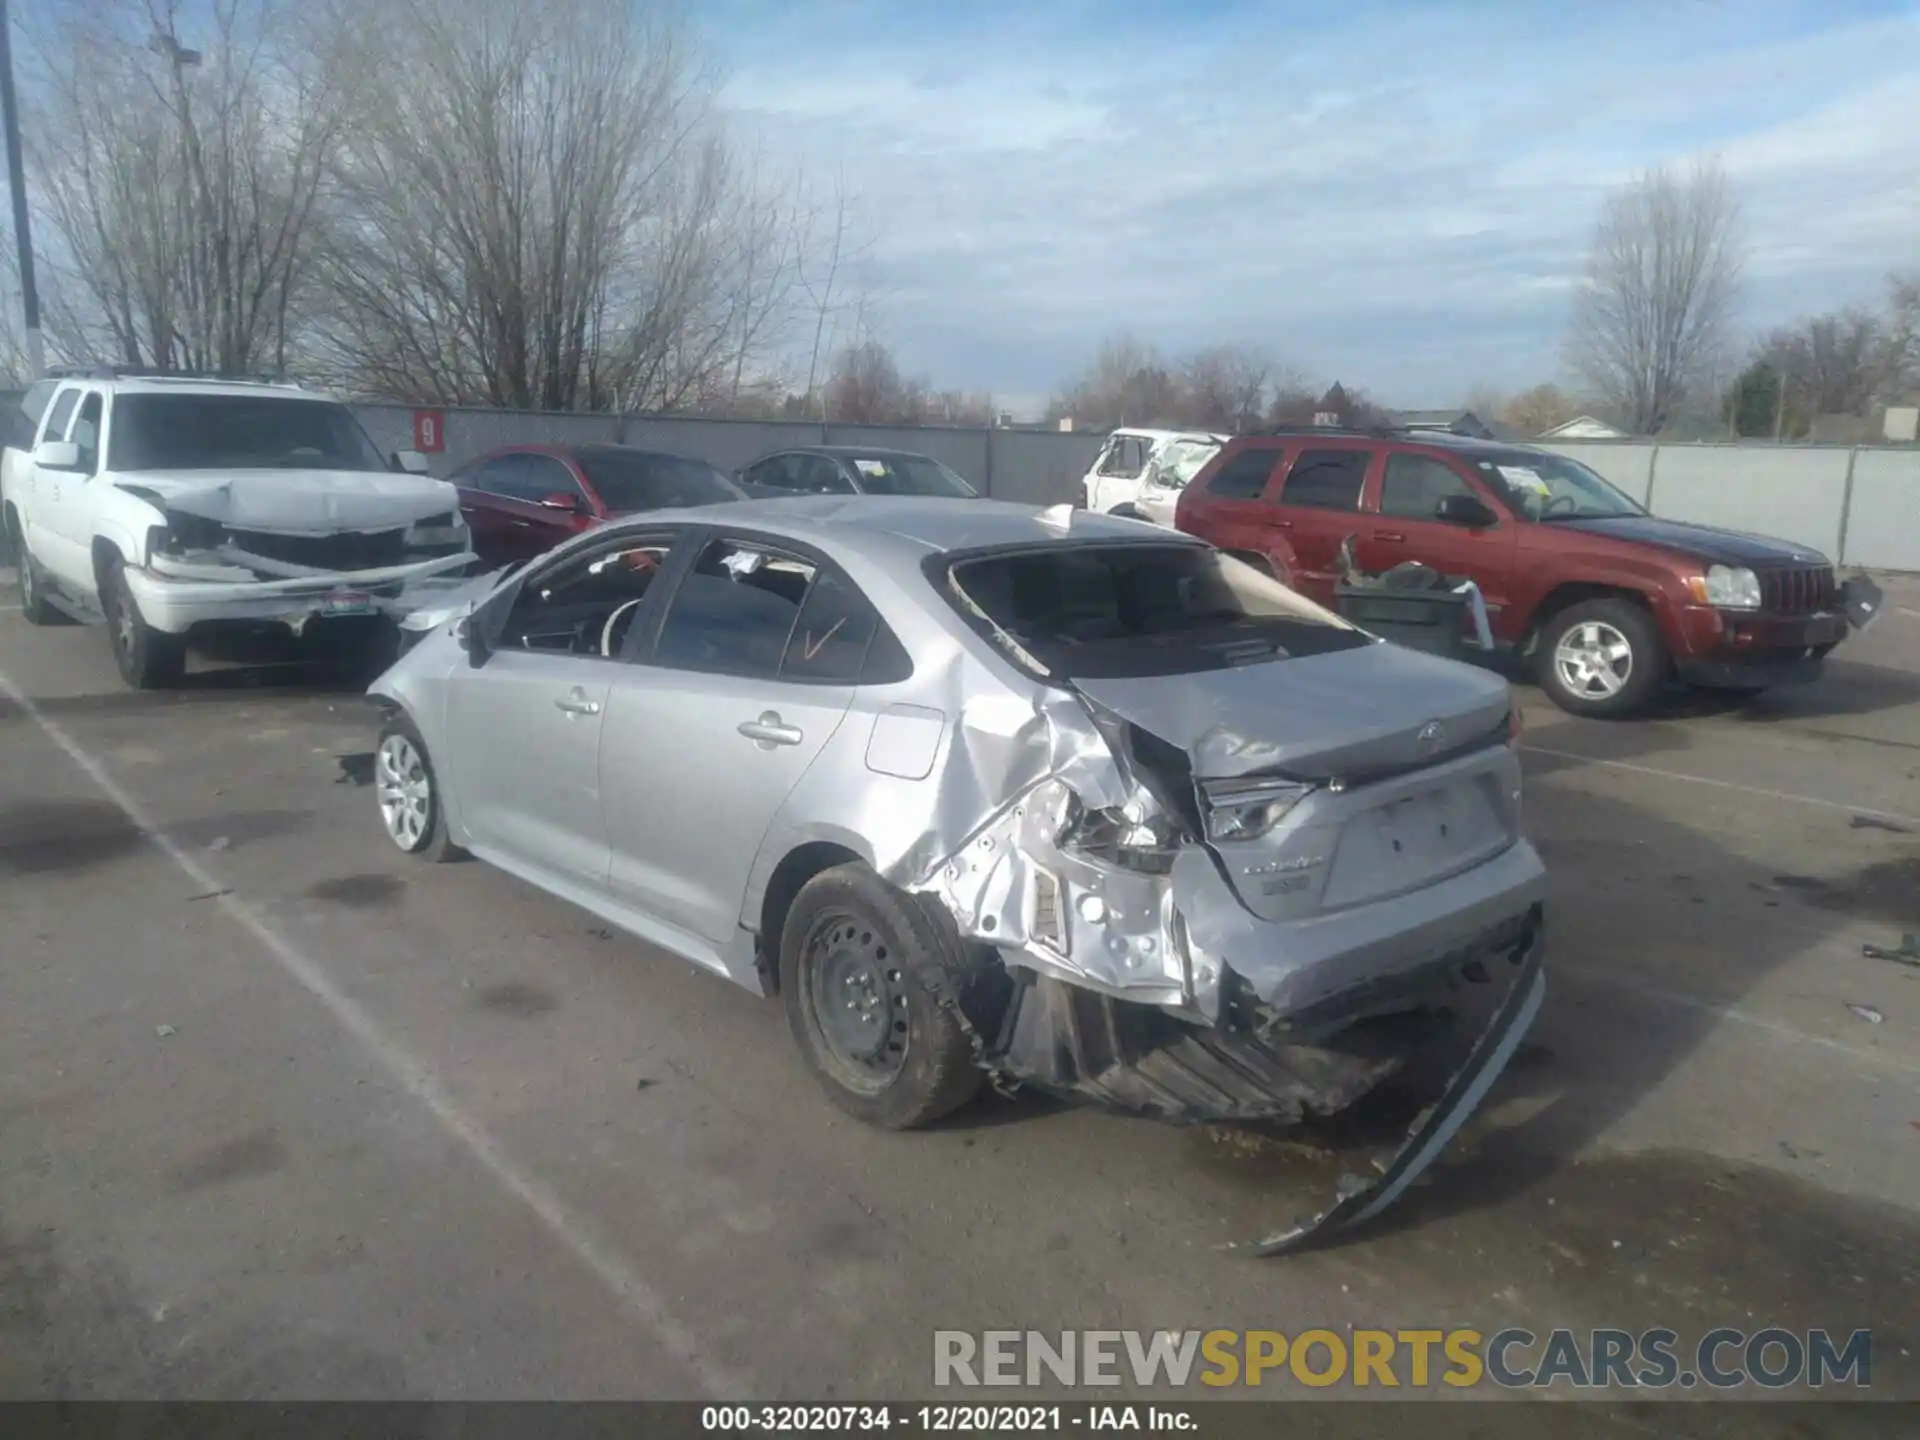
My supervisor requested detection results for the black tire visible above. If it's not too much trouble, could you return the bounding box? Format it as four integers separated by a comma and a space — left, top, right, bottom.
780, 863, 985, 1129
1535, 597, 1665, 718
374, 717, 463, 862
15, 528, 56, 626
100, 555, 186, 688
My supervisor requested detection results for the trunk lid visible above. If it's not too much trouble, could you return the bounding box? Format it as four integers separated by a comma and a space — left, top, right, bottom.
1074, 642, 1521, 922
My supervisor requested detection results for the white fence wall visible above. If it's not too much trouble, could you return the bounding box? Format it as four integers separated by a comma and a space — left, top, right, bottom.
343, 401, 1920, 572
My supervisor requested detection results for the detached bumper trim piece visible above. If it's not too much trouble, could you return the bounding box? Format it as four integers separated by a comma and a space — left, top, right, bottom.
1254, 916, 1546, 1256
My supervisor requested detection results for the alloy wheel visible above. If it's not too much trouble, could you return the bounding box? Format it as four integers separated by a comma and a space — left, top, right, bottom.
376, 732, 433, 850
1553, 620, 1634, 699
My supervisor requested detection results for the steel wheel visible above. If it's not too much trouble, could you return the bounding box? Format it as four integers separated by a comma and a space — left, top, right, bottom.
1552, 620, 1634, 699
804, 911, 910, 1095
376, 731, 433, 851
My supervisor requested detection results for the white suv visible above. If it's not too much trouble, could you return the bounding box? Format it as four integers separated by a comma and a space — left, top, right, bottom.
1078, 428, 1225, 520
2, 370, 473, 688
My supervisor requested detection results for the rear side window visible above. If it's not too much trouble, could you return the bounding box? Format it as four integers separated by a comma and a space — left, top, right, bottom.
1098, 437, 1148, 478
1201, 447, 1280, 500
1380, 454, 1475, 520
780, 570, 879, 683
1281, 449, 1369, 511
656, 540, 814, 678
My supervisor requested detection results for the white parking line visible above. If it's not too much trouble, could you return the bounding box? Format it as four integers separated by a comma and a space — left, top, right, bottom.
0, 662, 747, 1398
1898, 607, 1920, 621
1523, 744, 1920, 830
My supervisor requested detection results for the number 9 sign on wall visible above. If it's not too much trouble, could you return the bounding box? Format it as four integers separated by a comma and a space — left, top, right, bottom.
412, 409, 446, 454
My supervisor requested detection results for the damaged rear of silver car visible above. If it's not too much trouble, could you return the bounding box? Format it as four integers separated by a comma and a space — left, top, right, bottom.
372, 499, 1544, 1250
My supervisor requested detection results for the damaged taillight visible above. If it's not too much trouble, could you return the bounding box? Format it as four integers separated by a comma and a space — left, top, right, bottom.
1055, 789, 1182, 875
1201, 776, 1314, 843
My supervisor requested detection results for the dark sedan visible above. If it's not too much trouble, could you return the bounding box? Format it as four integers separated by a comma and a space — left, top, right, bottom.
449, 444, 746, 566
736, 446, 979, 500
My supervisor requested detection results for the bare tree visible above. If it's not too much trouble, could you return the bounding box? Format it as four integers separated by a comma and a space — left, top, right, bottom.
307, 0, 793, 411
792, 170, 878, 419
1760, 307, 1894, 424
1502, 382, 1580, 436
1880, 272, 1919, 398
27, 0, 359, 373
1182, 344, 1274, 432
1566, 160, 1745, 435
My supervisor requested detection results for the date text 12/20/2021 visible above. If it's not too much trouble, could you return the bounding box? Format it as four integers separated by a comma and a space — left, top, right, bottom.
701, 1406, 1198, 1433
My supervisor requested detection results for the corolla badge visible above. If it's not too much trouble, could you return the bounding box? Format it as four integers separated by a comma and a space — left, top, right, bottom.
1416, 720, 1445, 751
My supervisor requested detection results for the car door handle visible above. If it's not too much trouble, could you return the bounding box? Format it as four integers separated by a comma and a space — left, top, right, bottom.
511, 519, 532, 529
738, 712, 803, 747
1374, 531, 1407, 543
1271, 518, 1292, 530
554, 688, 601, 716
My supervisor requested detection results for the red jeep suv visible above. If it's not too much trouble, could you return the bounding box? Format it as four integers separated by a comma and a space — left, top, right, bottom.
1175, 427, 1860, 717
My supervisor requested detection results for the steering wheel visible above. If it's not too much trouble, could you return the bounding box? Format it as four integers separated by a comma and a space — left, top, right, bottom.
1542, 494, 1578, 517
600, 598, 646, 657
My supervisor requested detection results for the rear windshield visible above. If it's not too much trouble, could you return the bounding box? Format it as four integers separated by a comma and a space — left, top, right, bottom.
108, 394, 390, 472
943, 542, 1370, 680
847, 454, 976, 497
575, 449, 746, 511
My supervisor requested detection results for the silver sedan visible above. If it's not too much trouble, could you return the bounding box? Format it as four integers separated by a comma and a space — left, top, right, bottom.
369, 497, 1547, 1249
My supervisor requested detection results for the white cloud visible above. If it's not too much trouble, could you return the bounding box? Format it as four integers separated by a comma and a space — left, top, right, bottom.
712, 1, 1920, 403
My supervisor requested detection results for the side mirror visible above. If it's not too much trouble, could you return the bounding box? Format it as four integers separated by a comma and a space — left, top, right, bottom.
1436, 494, 1498, 529
32, 439, 79, 470
392, 449, 432, 474
539, 491, 588, 514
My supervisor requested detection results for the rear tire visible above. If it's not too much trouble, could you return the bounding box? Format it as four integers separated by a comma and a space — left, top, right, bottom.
101, 556, 186, 688
15, 530, 56, 626
780, 863, 985, 1129
1535, 598, 1664, 718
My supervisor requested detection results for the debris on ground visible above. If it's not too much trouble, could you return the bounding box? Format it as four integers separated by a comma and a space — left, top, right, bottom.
1849, 814, 1913, 834
155, 1024, 176, 1038
206, 836, 231, 852
1845, 1003, 1885, 1025
635, 1078, 656, 1092
185, 887, 232, 903
1862, 934, 1920, 969
335, 752, 376, 786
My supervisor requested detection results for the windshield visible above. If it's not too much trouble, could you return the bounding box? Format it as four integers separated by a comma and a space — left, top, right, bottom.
1472, 450, 1645, 521
1149, 439, 1222, 489
108, 394, 390, 473
575, 449, 747, 511
945, 542, 1367, 680
847, 454, 976, 498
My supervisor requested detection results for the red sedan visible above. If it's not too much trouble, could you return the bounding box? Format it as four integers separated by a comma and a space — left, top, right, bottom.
448, 444, 748, 567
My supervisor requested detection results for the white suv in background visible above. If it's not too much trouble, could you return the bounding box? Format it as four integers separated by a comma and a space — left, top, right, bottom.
1078, 428, 1225, 520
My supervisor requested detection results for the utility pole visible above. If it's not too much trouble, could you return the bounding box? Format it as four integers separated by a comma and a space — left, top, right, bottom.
0, 0, 44, 378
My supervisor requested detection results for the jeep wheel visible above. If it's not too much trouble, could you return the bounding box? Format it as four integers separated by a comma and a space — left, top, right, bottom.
101, 556, 186, 689
781, 863, 984, 1130
1536, 598, 1664, 718
15, 533, 56, 626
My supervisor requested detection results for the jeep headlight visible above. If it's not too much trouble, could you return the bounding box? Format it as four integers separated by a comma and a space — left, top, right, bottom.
1689, 565, 1762, 610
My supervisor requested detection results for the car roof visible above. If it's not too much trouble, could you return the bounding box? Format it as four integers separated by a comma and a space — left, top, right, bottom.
64, 376, 319, 401
599, 495, 1199, 562
767, 445, 937, 461
1242, 428, 1538, 458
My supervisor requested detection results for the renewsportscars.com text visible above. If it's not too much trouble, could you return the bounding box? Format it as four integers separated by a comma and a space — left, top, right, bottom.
933, 1327, 1873, 1391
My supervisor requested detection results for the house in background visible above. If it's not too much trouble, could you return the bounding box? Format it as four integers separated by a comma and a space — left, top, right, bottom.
1536, 415, 1628, 440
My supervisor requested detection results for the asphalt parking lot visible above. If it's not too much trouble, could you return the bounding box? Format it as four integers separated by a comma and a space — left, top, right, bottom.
2, 568, 1918, 1424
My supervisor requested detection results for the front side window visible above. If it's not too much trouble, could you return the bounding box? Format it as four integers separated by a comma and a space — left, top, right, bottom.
945, 542, 1368, 680
107, 395, 389, 473
1281, 449, 1370, 511
40, 387, 78, 446
1472, 451, 1645, 521
745, 455, 807, 491
70, 393, 104, 474
1379, 454, 1477, 520
575, 449, 743, 512
497, 534, 678, 657
795, 456, 856, 494
1148, 439, 1222, 490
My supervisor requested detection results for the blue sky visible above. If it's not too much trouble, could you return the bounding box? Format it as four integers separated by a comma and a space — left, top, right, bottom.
706, 0, 1920, 413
